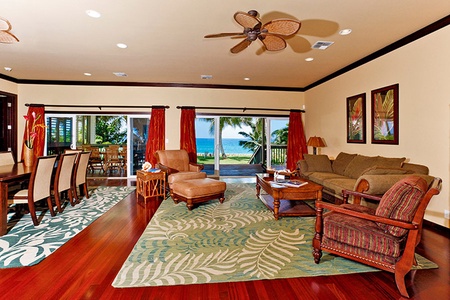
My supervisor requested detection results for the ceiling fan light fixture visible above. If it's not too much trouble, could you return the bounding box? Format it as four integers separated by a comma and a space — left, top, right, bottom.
86, 10, 101, 18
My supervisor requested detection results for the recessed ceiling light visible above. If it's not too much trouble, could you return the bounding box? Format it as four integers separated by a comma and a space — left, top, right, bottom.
86, 10, 101, 18
305, 58, 314, 62
339, 29, 352, 36
244, 77, 250, 81
201, 75, 213, 79
117, 43, 128, 49
84, 72, 92, 76
4, 67, 12, 72
113, 72, 127, 77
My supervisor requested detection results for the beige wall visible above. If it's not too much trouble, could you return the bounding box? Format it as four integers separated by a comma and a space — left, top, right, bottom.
305, 26, 450, 227
14, 84, 303, 151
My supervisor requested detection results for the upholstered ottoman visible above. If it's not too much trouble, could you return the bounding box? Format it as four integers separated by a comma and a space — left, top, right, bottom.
170, 178, 226, 210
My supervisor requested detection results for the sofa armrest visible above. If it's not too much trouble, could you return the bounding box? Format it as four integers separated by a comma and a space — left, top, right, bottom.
353, 174, 435, 204
189, 163, 204, 172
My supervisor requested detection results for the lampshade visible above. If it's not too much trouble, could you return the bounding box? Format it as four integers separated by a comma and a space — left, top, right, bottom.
307, 136, 325, 148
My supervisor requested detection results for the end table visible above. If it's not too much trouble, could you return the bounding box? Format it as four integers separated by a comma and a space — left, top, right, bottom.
136, 170, 166, 203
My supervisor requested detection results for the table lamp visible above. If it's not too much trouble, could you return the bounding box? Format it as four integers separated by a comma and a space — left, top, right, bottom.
307, 136, 325, 155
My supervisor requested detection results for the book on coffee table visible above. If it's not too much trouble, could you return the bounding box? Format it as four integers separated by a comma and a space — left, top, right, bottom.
271, 179, 308, 188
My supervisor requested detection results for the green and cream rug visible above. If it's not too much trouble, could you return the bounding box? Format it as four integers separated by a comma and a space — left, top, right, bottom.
0, 186, 135, 268
113, 183, 437, 288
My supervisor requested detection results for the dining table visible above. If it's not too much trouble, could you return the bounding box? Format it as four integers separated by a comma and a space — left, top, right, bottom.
0, 162, 33, 236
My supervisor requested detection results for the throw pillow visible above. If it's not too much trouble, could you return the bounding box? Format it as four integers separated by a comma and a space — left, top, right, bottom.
304, 154, 333, 173
332, 152, 357, 176
375, 176, 427, 237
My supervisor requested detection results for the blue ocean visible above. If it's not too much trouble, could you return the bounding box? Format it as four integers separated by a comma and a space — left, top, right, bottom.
196, 138, 252, 155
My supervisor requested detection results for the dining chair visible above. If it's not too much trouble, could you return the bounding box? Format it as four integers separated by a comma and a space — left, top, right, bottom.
53, 152, 77, 213
73, 151, 91, 201
0, 151, 15, 166
10, 155, 57, 226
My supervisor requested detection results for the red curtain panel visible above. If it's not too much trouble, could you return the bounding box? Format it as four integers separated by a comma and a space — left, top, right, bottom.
145, 107, 165, 166
180, 107, 197, 163
286, 110, 308, 171
21, 105, 45, 163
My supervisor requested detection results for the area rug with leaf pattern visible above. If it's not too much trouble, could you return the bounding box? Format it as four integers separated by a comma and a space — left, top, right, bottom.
113, 183, 436, 287
0, 186, 135, 269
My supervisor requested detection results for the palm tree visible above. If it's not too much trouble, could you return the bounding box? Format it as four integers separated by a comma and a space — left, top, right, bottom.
271, 126, 288, 145
200, 117, 252, 158
238, 118, 264, 152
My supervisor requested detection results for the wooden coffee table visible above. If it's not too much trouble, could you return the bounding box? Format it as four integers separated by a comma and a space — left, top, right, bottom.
256, 173, 323, 220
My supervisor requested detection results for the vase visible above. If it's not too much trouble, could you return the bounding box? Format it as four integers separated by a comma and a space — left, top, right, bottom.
23, 146, 35, 166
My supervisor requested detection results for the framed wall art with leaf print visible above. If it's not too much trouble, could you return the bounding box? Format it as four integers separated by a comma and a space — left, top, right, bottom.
347, 93, 366, 143
371, 83, 399, 144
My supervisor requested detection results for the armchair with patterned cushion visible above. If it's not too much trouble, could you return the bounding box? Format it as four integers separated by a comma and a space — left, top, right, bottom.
312, 175, 442, 298
155, 149, 206, 188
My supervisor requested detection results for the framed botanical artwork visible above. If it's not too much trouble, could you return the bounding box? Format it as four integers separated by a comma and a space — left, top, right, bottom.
347, 93, 366, 143
371, 83, 399, 144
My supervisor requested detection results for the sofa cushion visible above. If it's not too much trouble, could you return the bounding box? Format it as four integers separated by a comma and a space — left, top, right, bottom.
402, 163, 429, 175
343, 154, 379, 179
332, 152, 357, 176
361, 166, 413, 176
375, 176, 427, 237
307, 172, 345, 185
322, 177, 357, 196
304, 154, 333, 173
376, 156, 406, 169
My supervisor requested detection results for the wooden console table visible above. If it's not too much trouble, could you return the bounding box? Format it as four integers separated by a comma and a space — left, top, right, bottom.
136, 170, 166, 203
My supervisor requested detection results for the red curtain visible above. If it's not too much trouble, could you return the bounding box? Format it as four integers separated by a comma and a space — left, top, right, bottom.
21, 105, 45, 162
286, 110, 308, 171
180, 107, 197, 163
145, 107, 165, 166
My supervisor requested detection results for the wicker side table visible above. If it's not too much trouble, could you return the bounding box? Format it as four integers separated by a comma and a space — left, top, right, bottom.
136, 170, 166, 203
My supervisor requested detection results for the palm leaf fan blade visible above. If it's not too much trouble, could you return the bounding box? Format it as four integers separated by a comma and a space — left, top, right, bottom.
204, 33, 245, 38
230, 39, 252, 53
234, 11, 261, 29
0, 31, 19, 43
259, 35, 286, 51
263, 20, 301, 36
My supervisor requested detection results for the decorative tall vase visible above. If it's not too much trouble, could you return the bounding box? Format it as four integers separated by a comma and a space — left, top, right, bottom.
23, 146, 34, 166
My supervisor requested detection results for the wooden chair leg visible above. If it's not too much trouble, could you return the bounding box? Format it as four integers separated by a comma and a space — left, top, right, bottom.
395, 269, 410, 298
83, 183, 89, 199
68, 188, 75, 206
47, 196, 55, 217
28, 202, 39, 226
54, 192, 63, 213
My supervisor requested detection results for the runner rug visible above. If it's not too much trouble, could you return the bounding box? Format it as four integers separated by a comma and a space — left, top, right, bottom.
0, 186, 135, 268
113, 183, 436, 287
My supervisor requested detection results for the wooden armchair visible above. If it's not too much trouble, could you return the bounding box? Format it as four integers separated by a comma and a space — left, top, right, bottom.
313, 175, 441, 298
155, 149, 206, 188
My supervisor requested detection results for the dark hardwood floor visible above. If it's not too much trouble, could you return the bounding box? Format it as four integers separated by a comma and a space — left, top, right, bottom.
0, 177, 448, 300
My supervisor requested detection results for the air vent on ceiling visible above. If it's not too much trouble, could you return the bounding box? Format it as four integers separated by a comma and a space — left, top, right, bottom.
113, 72, 127, 77
311, 41, 334, 50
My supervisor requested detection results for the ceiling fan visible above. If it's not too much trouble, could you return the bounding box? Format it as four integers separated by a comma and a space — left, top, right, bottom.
0, 17, 19, 44
204, 10, 301, 54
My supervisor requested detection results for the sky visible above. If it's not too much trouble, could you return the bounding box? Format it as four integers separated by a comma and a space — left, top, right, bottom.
195, 118, 288, 138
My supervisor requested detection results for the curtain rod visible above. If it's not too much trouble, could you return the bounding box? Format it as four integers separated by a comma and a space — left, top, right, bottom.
176, 106, 305, 113
25, 103, 169, 110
